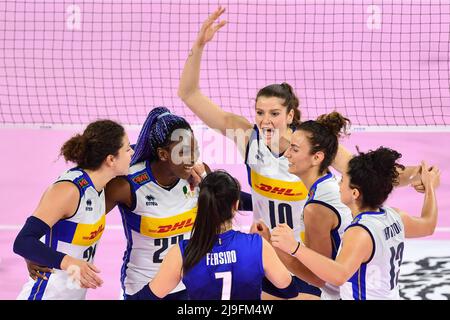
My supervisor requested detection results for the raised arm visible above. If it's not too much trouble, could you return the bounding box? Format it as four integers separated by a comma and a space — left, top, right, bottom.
398, 162, 440, 238
178, 7, 252, 139
333, 145, 427, 193
331, 144, 353, 174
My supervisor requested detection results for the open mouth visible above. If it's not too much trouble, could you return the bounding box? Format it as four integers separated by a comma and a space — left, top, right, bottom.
183, 166, 193, 171
262, 128, 274, 137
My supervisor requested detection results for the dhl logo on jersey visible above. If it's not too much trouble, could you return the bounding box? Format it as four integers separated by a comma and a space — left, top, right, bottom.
72, 214, 106, 246
140, 207, 197, 238
251, 170, 308, 201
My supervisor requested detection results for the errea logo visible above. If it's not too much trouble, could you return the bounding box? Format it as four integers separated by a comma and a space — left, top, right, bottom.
85, 199, 93, 211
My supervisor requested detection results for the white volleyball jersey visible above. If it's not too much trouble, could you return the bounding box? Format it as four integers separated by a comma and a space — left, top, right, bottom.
119, 160, 199, 295
303, 173, 353, 300
245, 125, 308, 242
17, 168, 106, 300
340, 207, 405, 300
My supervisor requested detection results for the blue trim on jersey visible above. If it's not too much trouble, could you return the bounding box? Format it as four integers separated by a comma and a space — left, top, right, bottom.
70, 168, 96, 199
28, 278, 43, 300
126, 160, 156, 211
349, 263, 368, 300
244, 126, 258, 187
119, 205, 134, 296
118, 206, 142, 234
128, 167, 151, 192
245, 164, 252, 187
360, 264, 367, 300
351, 208, 386, 224
304, 199, 342, 260
330, 228, 341, 260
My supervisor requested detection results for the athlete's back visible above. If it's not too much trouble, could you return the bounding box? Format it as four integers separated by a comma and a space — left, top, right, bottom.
180, 230, 264, 300
340, 207, 405, 300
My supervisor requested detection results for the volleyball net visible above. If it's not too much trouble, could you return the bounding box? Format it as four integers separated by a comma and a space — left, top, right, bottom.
1, 0, 449, 130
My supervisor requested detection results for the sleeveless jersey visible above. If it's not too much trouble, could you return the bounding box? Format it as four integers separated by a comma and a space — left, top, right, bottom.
245, 125, 308, 241
303, 173, 353, 300
340, 207, 405, 300
180, 230, 265, 300
119, 160, 198, 295
17, 168, 106, 300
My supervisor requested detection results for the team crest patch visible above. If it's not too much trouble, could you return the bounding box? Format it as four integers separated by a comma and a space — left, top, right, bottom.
76, 178, 89, 189
132, 172, 150, 185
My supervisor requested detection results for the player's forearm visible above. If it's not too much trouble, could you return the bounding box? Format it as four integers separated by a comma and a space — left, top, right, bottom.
275, 247, 325, 288
419, 187, 438, 236
178, 42, 205, 100
293, 244, 350, 287
331, 145, 352, 174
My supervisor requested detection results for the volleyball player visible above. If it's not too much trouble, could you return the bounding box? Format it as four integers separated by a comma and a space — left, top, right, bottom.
129, 170, 297, 300
13, 120, 133, 299
271, 148, 440, 300
254, 112, 356, 300
105, 107, 252, 299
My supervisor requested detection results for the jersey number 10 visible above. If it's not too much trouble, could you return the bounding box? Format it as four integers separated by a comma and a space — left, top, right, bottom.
269, 201, 293, 229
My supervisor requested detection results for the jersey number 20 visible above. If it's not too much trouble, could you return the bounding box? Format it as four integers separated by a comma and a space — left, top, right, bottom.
153, 235, 184, 263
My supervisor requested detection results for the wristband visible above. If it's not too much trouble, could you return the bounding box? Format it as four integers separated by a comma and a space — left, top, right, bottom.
290, 241, 301, 256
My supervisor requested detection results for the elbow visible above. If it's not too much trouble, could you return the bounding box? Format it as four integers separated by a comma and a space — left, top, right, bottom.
178, 85, 200, 103
330, 272, 349, 287
424, 224, 437, 237
13, 235, 25, 257
177, 87, 187, 101
177, 87, 194, 102
316, 279, 326, 288
422, 218, 438, 237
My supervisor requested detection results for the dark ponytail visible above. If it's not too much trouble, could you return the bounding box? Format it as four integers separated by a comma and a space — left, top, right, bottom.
183, 170, 241, 274
256, 82, 301, 128
297, 111, 350, 174
60, 119, 125, 170
348, 147, 405, 208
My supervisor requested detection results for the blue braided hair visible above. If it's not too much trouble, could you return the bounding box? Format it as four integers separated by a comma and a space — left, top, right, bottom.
131, 107, 192, 165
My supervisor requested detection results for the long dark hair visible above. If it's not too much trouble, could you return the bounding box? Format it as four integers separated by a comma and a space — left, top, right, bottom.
183, 170, 241, 274
131, 107, 192, 165
60, 119, 125, 170
348, 147, 405, 208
